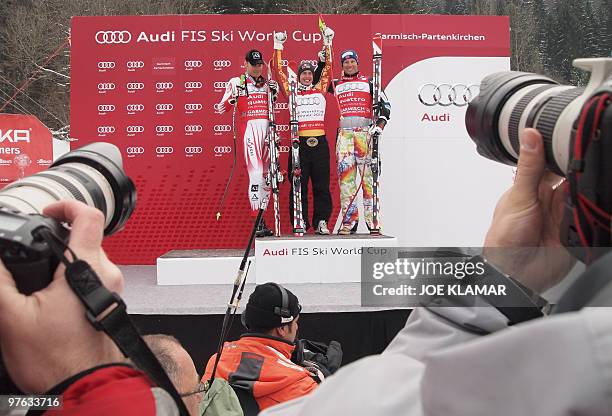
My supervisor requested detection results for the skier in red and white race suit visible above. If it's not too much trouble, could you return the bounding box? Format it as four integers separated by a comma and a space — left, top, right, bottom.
320, 49, 391, 235
217, 49, 279, 236
272, 27, 335, 235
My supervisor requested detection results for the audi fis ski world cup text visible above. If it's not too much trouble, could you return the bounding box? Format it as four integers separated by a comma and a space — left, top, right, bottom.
95, 30, 329, 45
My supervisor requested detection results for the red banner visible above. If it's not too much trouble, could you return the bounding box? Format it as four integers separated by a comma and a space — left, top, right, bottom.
0, 114, 53, 185
70, 14, 509, 264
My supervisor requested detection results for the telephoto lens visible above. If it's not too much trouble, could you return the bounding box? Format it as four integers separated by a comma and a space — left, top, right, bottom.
0, 142, 136, 235
0, 142, 136, 295
465, 58, 612, 176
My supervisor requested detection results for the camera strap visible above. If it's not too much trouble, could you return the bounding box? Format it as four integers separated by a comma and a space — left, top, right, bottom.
38, 229, 190, 416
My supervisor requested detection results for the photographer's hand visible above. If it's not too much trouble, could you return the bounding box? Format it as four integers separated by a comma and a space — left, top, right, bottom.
484, 128, 575, 293
0, 201, 124, 393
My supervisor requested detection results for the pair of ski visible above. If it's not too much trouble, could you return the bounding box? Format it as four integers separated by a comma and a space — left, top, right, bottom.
266, 61, 305, 237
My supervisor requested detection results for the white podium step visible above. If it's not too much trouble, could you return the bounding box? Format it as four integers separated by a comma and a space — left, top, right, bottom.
156, 235, 397, 285
157, 249, 254, 285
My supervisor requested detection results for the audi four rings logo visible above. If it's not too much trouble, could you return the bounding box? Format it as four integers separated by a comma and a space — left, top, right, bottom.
126, 82, 145, 90
214, 146, 232, 155
156, 125, 174, 133
276, 124, 290, 132
418, 83, 480, 107
184, 146, 203, 154
278, 145, 290, 153
275, 102, 288, 110
156, 103, 174, 111
97, 126, 115, 134
156, 82, 174, 90
297, 96, 321, 106
126, 126, 145, 133
184, 103, 202, 111
98, 61, 115, 69
213, 82, 228, 89
184, 81, 203, 89
126, 104, 145, 112
98, 104, 115, 112
213, 103, 224, 112
126, 61, 145, 69
95, 31, 131, 44
280, 59, 288, 67
126, 147, 144, 154
184, 60, 203, 68
335, 82, 368, 93
213, 60, 231, 68
214, 125, 231, 132
98, 82, 115, 91
185, 125, 203, 133
156, 147, 174, 154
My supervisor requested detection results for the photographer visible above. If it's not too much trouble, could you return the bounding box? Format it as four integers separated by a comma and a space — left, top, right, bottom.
261, 128, 612, 416
0, 201, 177, 415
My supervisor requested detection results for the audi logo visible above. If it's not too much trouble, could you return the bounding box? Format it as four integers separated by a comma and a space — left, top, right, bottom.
156, 82, 174, 90
280, 59, 288, 67
97, 61, 115, 69
126, 104, 145, 112
97, 126, 115, 134
278, 145, 290, 153
126, 61, 145, 69
97, 82, 115, 91
214, 146, 232, 155
274, 102, 288, 110
126, 125, 145, 133
95, 30, 132, 44
184, 146, 203, 154
297, 96, 322, 106
184, 60, 203, 68
156, 146, 174, 154
184, 103, 203, 111
214, 125, 232, 133
98, 104, 115, 112
185, 125, 203, 133
126, 82, 145, 90
156, 125, 174, 133
213, 103, 224, 112
126, 147, 144, 154
276, 124, 290, 132
213, 60, 231, 69
155, 103, 174, 111
418, 83, 480, 107
184, 81, 203, 89
213, 82, 228, 89
335, 82, 368, 94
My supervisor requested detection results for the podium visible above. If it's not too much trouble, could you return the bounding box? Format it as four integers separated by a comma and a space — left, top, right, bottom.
157, 235, 397, 285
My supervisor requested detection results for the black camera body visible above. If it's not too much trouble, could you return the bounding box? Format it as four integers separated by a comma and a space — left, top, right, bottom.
0, 209, 68, 294
466, 58, 612, 263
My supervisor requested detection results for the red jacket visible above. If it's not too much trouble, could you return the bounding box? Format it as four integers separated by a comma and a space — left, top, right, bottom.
43, 364, 174, 415
203, 335, 317, 411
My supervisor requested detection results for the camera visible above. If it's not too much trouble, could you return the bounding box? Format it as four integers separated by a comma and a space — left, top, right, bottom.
0, 142, 136, 294
466, 58, 612, 262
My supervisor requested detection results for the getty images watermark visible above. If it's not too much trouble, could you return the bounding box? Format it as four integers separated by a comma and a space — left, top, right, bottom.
360, 247, 572, 308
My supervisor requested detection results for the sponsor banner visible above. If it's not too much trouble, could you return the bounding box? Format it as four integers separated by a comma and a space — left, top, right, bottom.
0, 114, 53, 184
70, 14, 509, 264
256, 236, 399, 284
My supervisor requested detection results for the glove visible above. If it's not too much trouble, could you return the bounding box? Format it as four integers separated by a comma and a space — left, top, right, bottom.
317, 48, 326, 63
268, 79, 279, 93
322, 27, 335, 46
369, 124, 383, 137
274, 31, 287, 50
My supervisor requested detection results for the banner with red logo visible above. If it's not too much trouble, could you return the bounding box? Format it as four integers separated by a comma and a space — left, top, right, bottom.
70, 14, 510, 264
0, 114, 53, 185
